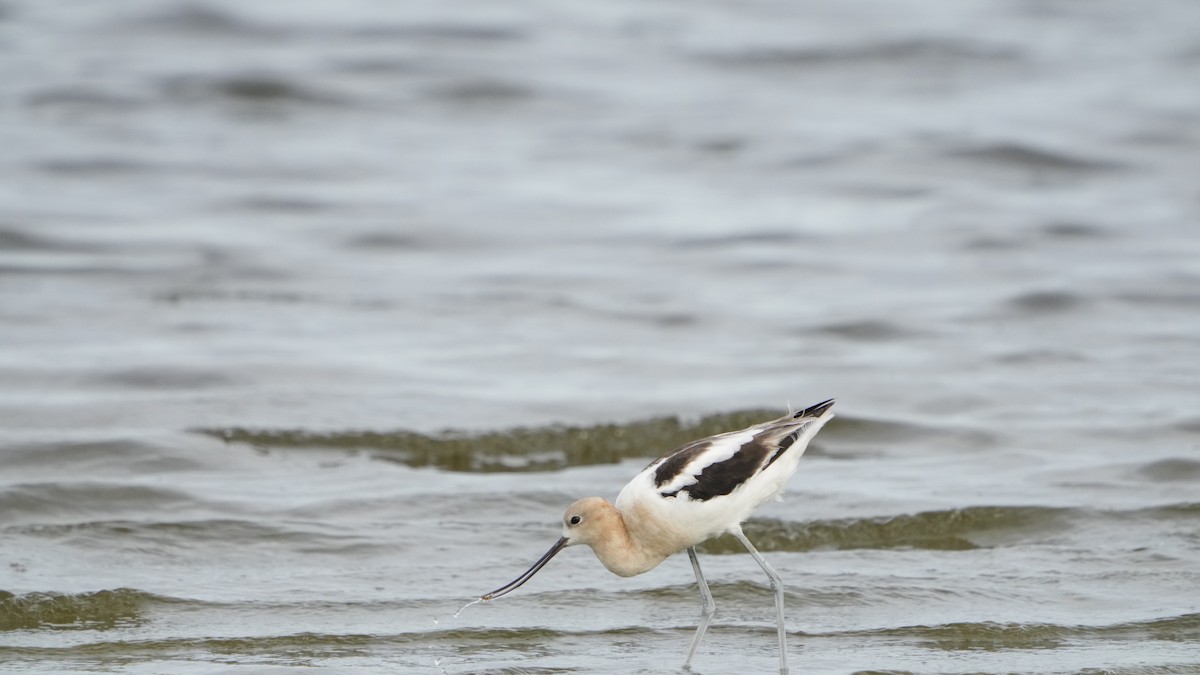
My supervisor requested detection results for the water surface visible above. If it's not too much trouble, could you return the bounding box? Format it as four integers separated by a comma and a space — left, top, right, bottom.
2, 0, 1199, 673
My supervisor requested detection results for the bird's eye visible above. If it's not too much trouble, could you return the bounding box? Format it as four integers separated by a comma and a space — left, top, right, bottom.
569, 515, 582, 526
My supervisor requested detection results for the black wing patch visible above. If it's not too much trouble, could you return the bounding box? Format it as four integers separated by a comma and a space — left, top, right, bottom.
762, 428, 801, 470
652, 439, 710, 489
659, 436, 771, 502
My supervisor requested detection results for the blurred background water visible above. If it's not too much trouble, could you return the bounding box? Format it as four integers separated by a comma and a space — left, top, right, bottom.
2, 0, 1199, 673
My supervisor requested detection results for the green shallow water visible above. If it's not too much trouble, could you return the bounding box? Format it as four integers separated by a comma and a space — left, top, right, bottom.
4, 409, 1200, 673
4, 605, 1199, 671
195, 408, 798, 472
3, 412, 1199, 673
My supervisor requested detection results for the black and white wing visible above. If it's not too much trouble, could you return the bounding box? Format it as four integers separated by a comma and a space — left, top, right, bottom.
646, 399, 835, 503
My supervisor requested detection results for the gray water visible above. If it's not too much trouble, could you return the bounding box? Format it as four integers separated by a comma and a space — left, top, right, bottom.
2, 0, 1200, 673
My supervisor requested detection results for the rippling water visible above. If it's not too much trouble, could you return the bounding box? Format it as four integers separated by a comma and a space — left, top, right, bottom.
3, 0, 1200, 673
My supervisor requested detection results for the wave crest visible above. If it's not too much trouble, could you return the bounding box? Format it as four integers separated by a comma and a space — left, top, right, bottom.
0, 588, 154, 631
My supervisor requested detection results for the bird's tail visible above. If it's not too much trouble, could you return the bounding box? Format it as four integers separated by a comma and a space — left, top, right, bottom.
793, 398, 835, 419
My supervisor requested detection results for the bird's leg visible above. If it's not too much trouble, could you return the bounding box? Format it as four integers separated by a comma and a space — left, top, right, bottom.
732, 529, 789, 675
682, 546, 716, 671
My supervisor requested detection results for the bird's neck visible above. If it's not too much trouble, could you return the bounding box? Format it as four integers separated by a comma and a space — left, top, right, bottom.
589, 502, 671, 578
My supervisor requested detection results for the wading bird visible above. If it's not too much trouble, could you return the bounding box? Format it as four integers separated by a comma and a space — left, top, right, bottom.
481, 398, 836, 674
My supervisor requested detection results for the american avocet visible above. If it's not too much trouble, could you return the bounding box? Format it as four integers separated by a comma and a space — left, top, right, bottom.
480, 398, 835, 674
